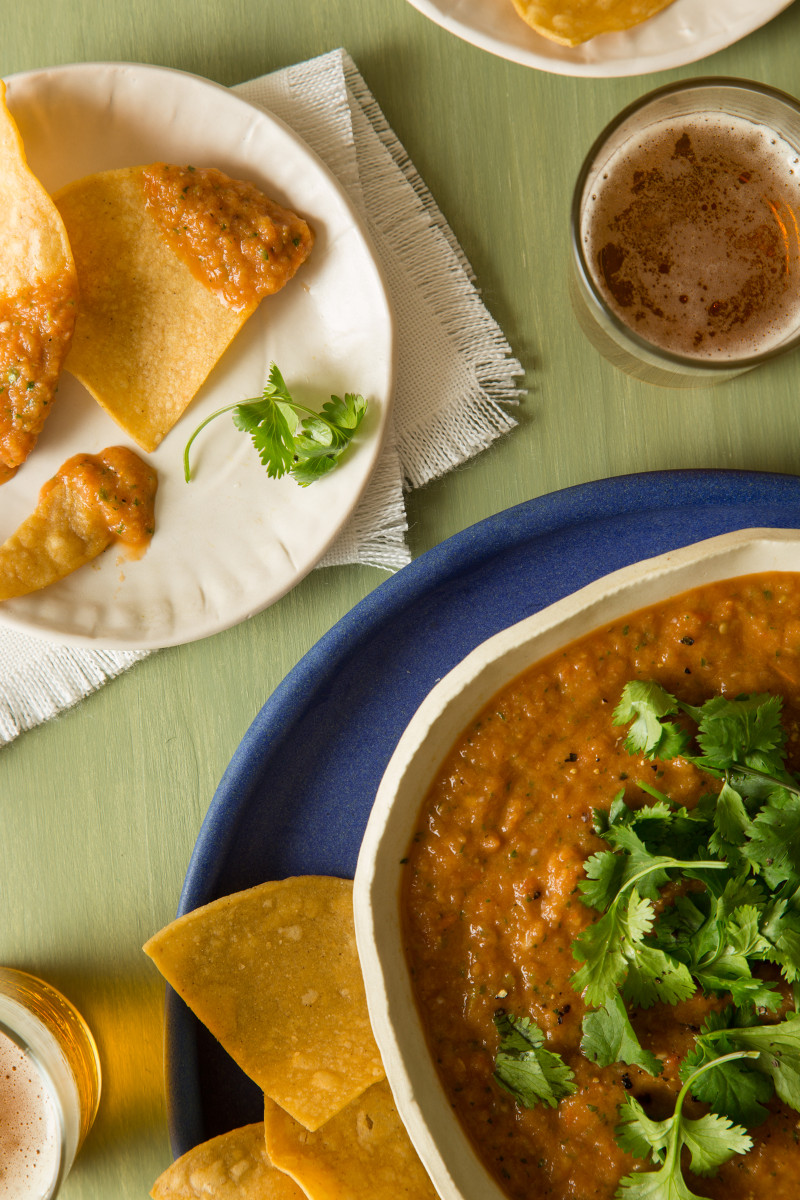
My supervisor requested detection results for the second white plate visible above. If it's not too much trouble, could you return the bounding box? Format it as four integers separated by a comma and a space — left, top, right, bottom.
406, 0, 795, 77
0, 62, 394, 649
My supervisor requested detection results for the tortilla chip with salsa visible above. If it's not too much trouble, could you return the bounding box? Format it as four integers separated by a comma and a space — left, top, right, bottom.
55, 163, 313, 452
0, 81, 77, 482
0, 445, 157, 600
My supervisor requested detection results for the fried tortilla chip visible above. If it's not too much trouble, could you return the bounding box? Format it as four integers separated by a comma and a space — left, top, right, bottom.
55, 164, 313, 453
0, 81, 77, 479
143, 877, 385, 1131
151, 1123, 304, 1200
263, 1081, 439, 1200
510, 0, 675, 45
0, 445, 157, 600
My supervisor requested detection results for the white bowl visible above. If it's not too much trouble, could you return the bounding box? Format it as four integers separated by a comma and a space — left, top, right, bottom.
353, 525, 800, 1200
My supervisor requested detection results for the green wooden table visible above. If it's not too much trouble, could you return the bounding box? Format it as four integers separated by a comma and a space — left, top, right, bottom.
3, 1, 800, 1195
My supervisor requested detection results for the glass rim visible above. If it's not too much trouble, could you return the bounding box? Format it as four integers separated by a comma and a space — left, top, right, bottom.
570, 75, 800, 373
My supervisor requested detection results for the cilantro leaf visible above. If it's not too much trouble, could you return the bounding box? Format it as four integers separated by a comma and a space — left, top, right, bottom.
742, 789, 800, 889
707, 781, 752, 864
757, 891, 800, 983
183, 363, 368, 484
680, 1012, 775, 1127
572, 887, 656, 1007
670, 898, 782, 1011
580, 991, 663, 1075
621, 944, 696, 1009
613, 682, 690, 760
681, 1009, 800, 1123
580, 847, 628, 912
232, 386, 296, 477
492, 1012, 576, 1108
718, 1014, 800, 1112
692, 694, 787, 777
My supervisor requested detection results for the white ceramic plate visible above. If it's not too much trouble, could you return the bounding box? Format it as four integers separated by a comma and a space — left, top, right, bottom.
406, 0, 795, 77
354, 526, 800, 1200
0, 62, 394, 650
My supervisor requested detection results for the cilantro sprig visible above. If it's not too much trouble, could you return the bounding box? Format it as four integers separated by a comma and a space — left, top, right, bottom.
615, 1052, 756, 1200
183, 363, 368, 485
571, 855, 723, 1010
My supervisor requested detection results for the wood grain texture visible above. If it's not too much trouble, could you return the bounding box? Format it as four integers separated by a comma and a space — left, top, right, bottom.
2, 1, 800, 1196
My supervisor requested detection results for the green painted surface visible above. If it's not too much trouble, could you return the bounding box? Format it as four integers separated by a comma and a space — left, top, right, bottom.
2, 2, 800, 1193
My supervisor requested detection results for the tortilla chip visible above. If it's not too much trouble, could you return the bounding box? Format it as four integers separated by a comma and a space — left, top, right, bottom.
510, 0, 676, 45
0, 445, 156, 600
143, 877, 385, 1131
151, 1123, 304, 1200
54, 166, 253, 453
0, 81, 77, 476
263, 1081, 438, 1200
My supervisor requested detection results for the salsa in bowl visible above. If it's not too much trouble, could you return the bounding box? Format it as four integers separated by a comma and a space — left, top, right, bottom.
354, 527, 800, 1200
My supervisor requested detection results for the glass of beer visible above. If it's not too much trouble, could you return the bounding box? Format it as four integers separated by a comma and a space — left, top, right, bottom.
570, 77, 800, 386
0, 968, 101, 1198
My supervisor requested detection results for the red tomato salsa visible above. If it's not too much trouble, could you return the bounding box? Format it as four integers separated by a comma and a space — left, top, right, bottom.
0, 271, 77, 481
402, 573, 800, 1200
46, 446, 157, 552
142, 164, 314, 312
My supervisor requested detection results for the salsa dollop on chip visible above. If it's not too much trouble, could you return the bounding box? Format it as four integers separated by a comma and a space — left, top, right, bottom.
0, 445, 157, 601
0, 81, 77, 482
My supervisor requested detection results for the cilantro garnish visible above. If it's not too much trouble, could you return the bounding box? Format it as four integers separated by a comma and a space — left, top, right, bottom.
492, 1012, 577, 1108
492, 680, 800, 1198
183, 363, 368, 485
614, 1052, 755, 1200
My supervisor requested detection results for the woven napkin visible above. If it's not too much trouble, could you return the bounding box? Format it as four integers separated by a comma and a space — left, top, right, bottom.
0, 48, 523, 747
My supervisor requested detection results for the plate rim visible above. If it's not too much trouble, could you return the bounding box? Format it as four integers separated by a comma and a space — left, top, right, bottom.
404, 0, 796, 77
0, 60, 396, 651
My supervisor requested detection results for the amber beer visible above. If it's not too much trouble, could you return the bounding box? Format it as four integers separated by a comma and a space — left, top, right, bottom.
0, 969, 101, 1198
571, 79, 800, 385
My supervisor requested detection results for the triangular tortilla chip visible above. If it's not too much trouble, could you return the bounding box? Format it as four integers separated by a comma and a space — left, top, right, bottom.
143, 877, 385, 1131
151, 1123, 304, 1199
263, 1081, 439, 1200
0, 80, 77, 477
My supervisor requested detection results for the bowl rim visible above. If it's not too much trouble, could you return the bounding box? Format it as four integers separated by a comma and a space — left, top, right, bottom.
354, 524, 800, 1199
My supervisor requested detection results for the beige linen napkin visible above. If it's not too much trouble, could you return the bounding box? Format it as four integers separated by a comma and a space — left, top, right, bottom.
0, 48, 523, 747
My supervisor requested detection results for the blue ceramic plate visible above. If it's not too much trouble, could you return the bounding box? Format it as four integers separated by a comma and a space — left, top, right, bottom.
167, 467, 800, 1155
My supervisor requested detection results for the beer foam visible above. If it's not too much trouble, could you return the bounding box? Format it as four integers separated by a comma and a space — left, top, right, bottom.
581, 111, 800, 360
0, 1030, 60, 1199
